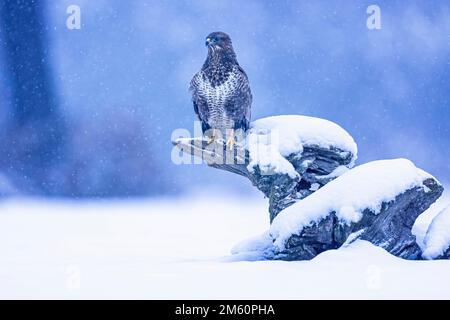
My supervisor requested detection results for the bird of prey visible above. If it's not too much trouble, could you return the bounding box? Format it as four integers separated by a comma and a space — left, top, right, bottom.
190, 31, 252, 149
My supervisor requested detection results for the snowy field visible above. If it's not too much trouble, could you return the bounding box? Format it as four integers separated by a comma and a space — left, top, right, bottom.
0, 190, 449, 299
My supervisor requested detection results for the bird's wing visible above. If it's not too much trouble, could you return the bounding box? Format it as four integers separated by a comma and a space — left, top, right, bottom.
189, 72, 205, 121
238, 65, 252, 124
225, 66, 252, 131
190, 72, 211, 132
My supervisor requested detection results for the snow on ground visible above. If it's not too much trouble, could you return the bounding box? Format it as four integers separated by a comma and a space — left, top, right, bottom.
246, 115, 357, 177
270, 159, 435, 249
0, 191, 449, 299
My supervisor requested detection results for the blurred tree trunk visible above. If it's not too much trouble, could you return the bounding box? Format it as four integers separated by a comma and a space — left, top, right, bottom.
0, 0, 66, 195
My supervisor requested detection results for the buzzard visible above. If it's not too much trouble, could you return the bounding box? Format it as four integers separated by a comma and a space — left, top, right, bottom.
190, 31, 252, 148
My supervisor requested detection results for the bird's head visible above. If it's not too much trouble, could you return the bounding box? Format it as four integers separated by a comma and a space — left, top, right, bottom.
205, 31, 234, 54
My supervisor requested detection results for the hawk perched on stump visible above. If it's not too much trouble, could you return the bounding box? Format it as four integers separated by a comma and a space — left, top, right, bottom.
190, 32, 252, 148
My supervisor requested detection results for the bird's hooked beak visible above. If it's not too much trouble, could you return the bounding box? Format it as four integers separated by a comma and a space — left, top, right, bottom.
205, 37, 212, 47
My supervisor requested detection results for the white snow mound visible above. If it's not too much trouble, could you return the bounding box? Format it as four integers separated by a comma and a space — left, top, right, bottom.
230, 231, 275, 260
246, 115, 357, 178
270, 159, 436, 249
422, 205, 450, 259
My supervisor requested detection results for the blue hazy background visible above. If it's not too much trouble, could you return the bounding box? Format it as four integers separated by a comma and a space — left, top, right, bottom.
0, 0, 449, 198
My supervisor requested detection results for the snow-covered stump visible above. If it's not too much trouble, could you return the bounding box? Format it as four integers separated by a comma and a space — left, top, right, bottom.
235, 159, 443, 261
174, 116, 445, 261
173, 116, 358, 222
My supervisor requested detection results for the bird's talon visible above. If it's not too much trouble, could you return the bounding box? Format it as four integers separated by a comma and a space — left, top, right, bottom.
205, 136, 215, 145
226, 138, 236, 150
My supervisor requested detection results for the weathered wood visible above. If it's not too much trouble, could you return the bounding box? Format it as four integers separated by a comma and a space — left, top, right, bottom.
172, 137, 355, 222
